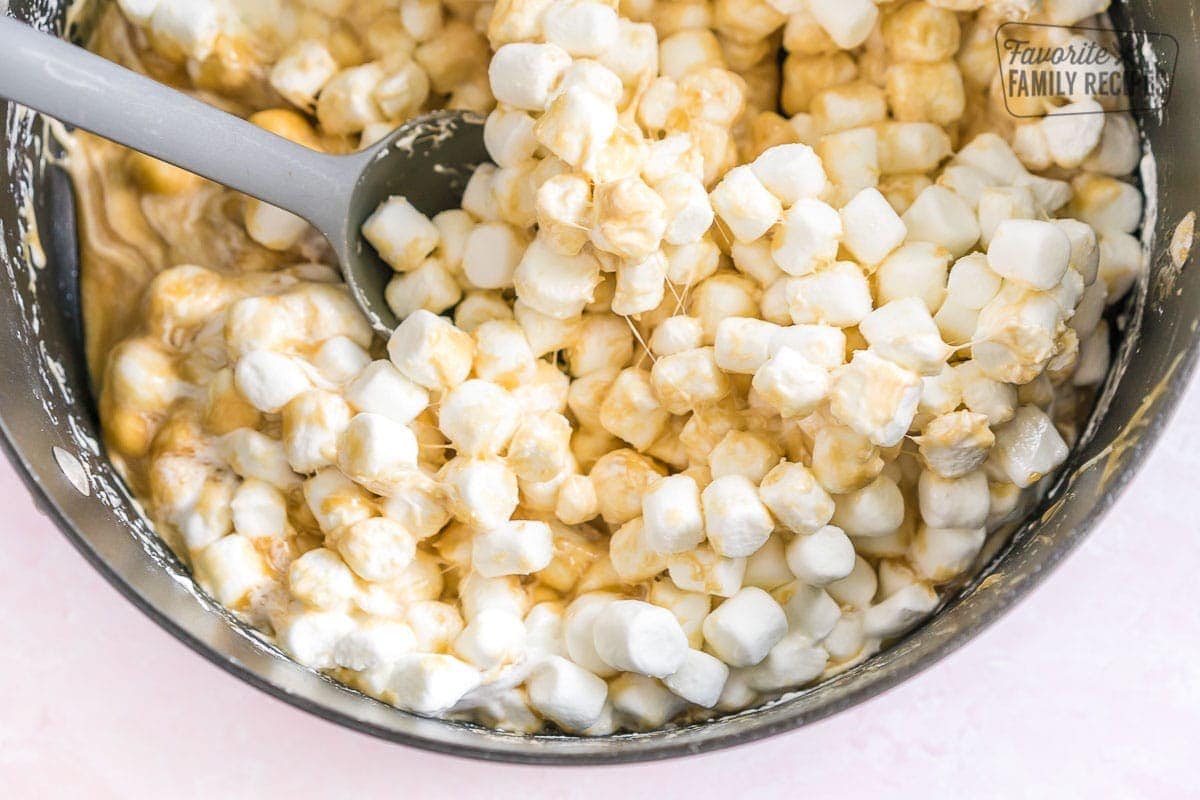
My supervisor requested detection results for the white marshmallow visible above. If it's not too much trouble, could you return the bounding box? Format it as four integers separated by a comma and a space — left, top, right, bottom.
609, 674, 687, 731
334, 622, 417, 671
701, 587, 788, 667
831, 475, 905, 538
901, 186, 980, 258
386, 309, 475, 392
276, 609, 356, 669
786, 262, 873, 327
710, 165, 783, 243
909, 524, 986, 583
363, 197, 440, 272
344, 360, 429, 426
438, 379, 520, 456
441, 456, 518, 529
771, 199, 843, 276
826, 554, 878, 608
752, 347, 831, 419
487, 43, 572, 111
839, 188, 907, 265
649, 316, 704, 358
472, 519, 554, 577
384, 258, 461, 319
513, 238, 602, 320
336, 516, 417, 583
593, 600, 689, 677
702, 475, 775, 558
991, 405, 1069, 489
462, 223, 526, 289
193, 535, 270, 607
454, 609, 527, 669
642, 474, 706, 555
986, 220, 1072, 291
751, 143, 828, 205
918, 469, 990, 529
806, 0, 878, 49
785, 525, 856, 585
527, 656, 609, 731
336, 413, 418, 493
858, 297, 952, 376
389, 654, 481, 714
234, 351, 311, 413
663, 649, 730, 707
667, 546, 747, 598
746, 631, 828, 691
829, 350, 922, 447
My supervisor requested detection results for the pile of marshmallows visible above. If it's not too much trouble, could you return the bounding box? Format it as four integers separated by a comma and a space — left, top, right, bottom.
106, 0, 1147, 734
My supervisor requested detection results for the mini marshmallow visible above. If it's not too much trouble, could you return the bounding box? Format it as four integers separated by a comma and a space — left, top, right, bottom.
609, 518, 669, 582
667, 546, 747, 597
786, 262, 873, 327
986, 220, 1072, 291
825, 554, 878, 608
374, 60, 431, 121
599, 368, 669, 452
839, 188, 907, 265
527, 656, 609, 731
649, 316, 704, 358
916, 410, 995, 479
389, 654, 481, 714
830, 350, 922, 447
757, 462, 835, 537
244, 200, 309, 252
454, 608, 527, 669
282, 390, 353, 474
1042, 100, 1106, 169
902, 185, 980, 258
313, 337, 372, 385
564, 593, 621, 677
702, 475, 775, 558
974, 185, 1041, 245
810, 424, 885, 495
751, 143, 828, 205
743, 533, 796, 592
909, 524, 986, 583
334, 622, 418, 672
656, 173, 714, 246
806, 0, 878, 49
276, 609, 357, 669
714, 317, 781, 374
709, 430, 780, 484
484, 107, 539, 170
193, 535, 270, 607
487, 43, 572, 111
593, 600, 689, 677
609, 674, 688, 731
663, 649, 730, 707
642, 474, 706, 555
613, 252, 668, 316
777, 581, 841, 642
701, 587, 788, 667
551, 473, 597, 525
336, 516, 417, 582
710, 165, 783, 243
344, 360, 429, 426
1054, 219, 1101, 287
441, 456, 519, 529
946, 254, 1002, 311
234, 350, 311, 413
992, 405, 1070, 489
385, 258, 462, 318
752, 347, 832, 419
831, 475, 905, 538
862, 582, 939, 639
387, 309, 475, 392
858, 297, 952, 376
650, 347, 731, 415
1069, 174, 1143, 235
785, 525, 856, 585
591, 177, 668, 259
746, 631, 828, 691
336, 412, 418, 492
288, 548, 359, 611
536, 88, 619, 168
438, 379, 520, 455
875, 242, 952, 313
918, 469, 990, 530
956, 361, 1018, 426
472, 519, 554, 577
363, 196, 440, 272
513, 238, 602, 320
462, 223, 526, 289
771, 199, 843, 276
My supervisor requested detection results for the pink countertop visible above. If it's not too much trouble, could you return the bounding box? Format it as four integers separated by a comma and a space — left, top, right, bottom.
2, 377, 1198, 798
